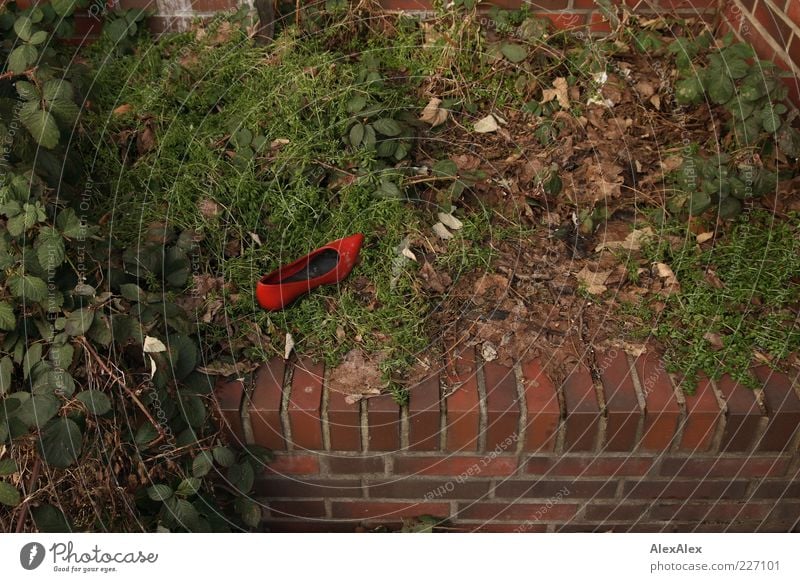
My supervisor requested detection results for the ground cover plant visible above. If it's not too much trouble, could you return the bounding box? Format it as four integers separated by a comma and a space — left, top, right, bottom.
1, 0, 799, 531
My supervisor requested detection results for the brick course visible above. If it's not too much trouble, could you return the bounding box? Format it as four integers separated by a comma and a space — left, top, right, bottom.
216, 347, 800, 532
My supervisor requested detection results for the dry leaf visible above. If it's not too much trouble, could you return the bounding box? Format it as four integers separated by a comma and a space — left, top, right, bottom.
136, 125, 156, 155
595, 227, 654, 252
696, 231, 714, 244
419, 97, 449, 128
249, 232, 262, 246
419, 261, 452, 294
703, 332, 724, 350
198, 360, 259, 377
576, 266, 611, 295
112, 104, 132, 116
432, 222, 454, 240
284, 333, 295, 360
542, 77, 570, 109
270, 138, 290, 149
147, 354, 157, 379
401, 247, 417, 261
482, 342, 498, 362
437, 212, 463, 230
198, 198, 221, 218
143, 336, 167, 353
474, 114, 499, 133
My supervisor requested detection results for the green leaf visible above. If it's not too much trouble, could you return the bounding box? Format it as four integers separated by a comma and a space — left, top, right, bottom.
31, 504, 71, 532
49, 343, 75, 370
346, 95, 366, 113
19, 105, 59, 149
65, 308, 94, 337
9, 274, 48, 303
718, 196, 742, 219
227, 462, 254, 494
762, 109, 781, 132
0, 458, 17, 475
8, 44, 37, 73
708, 72, 735, 104
51, 0, 78, 17
0, 303, 16, 332
15, 393, 59, 427
675, 76, 702, 104
38, 417, 82, 468
134, 421, 158, 446
349, 122, 364, 147
35, 369, 75, 397
500, 42, 528, 63
179, 393, 205, 427
36, 228, 66, 271
15, 80, 38, 101
56, 208, 83, 238
14, 16, 33, 41
170, 335, 197, 380
0, 357, 12, 396
373, 118, 402, 136
234, 497, 261, 528
192, 451, 213, 478
212, 446, 236, 467
105, 16, 130, 42
163, 497, 200, 530
146, 484, 173, 501
22, 342, 43, 380
689, 191, 712, 215
76, 390, 111, 415
175, 477, 201, 497
0, 481, 20, 507
29, 30, 47, 45
43, 79, 74, 102
432, 159, 459, 178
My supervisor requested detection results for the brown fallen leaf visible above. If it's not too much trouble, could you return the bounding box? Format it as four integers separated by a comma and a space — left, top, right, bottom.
113, 104, 133, 116
328, 349, 386, 398
419, 261, 452, 294
542, 77, 570, 109
595, 226, 654, 252
576, 266, 611, 295
419, 97, 449, 128
136, 124, 156, 155
198, 198, 221, 218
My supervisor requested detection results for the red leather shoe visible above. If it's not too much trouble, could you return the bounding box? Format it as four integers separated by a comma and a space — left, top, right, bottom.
256, 233, 365, 311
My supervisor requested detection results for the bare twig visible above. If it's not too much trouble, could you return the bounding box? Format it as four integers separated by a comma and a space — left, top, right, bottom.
15, 457, 42, 533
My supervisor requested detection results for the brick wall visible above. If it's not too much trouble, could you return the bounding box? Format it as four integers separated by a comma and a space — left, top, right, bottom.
718, 1, 800, 104
214, 347, 800, 532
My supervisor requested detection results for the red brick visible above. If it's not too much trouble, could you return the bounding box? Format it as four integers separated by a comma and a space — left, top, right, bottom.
213, 377, 245, 444
256, 478, 361, 498
623, 479, 748, 499
456, 522, 548, 532
562, 363, 600, 452
263, 454, 320, 475
584, 503, 648, 521
331, 501, 450, 519
456, 502, 578, 521
366, 395, 400, 451
679, 376, 721, 452
526, 456, 652, 476
394, 455, 517, 476
483, 361, 520, 451
754, 0, 792, 45
250, 359, 286, 450
751, 479, 800, 498
598, 349, 640, 452
535, 12, 586, 30
635, 352, 680, 451
521, 359, 560, 452
659, 456, 790, 478
268, 500, 324, 519
717, 374, 761, 452
326, 455, 384, 474
378, 0, 433, 9
327, 388, 361, 451
365, 478, 490, 500
445, 346, 480, 452
650, 502, 772, 522
263, 520, 355, 533
657, 0, 717, 8
190, 0, 239, 10
407, 374, 440, 451
288, 358, 324, 450
788, 1, 800, 26
589, 12, 612, 34
754, 366, 800, 452
493, 479, 615, 499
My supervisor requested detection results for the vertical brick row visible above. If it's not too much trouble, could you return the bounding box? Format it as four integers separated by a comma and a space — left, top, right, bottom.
716, 374, 762, 452
287, 358, 324, 450
213, 377, 246, 444
679, 376, 721, 452
562, 362, 600, 452
597, 349, 641, 452
327, 389, 362, 451
445, 346, 481, 451
482, 361, 520, 450
407, 373, 441, 451
634, 352, 680, 451
250, 359, 287, 450
521, 359, 560, 452
367, 395, 400, 451
754, 367, 800, 452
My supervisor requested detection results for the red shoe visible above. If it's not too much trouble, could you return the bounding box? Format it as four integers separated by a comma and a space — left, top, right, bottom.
256, 233, 365, 311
